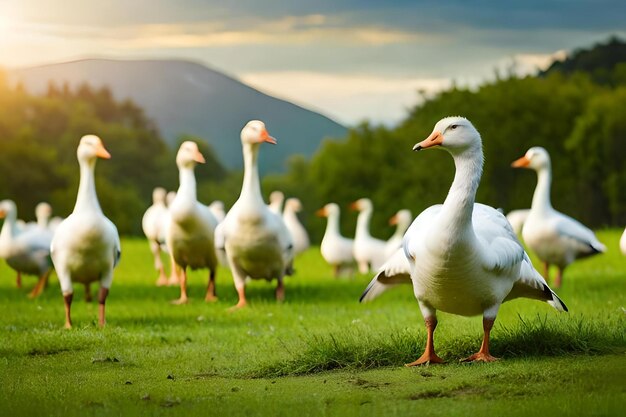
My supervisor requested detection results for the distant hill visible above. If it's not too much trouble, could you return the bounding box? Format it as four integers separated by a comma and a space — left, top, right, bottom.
9, 59, 347, 173
541, 36, 626, 83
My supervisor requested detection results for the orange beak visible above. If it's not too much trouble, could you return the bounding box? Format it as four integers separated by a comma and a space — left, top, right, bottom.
194, 151, 206, 164
349, 201, 359, 211
511, 155, 530, 168
389, 214, 398, 225
260, 129, 277, 145
413, 131, 444, 151
315, 207, 327, 217
0, 209, 5, 218
95, 143, 111, 159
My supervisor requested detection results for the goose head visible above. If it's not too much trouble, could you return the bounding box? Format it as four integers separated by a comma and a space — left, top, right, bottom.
0, 199, 16, 220
389, 209, 412, 226
413, 116, 481, 155
316, 203, 339, 218
78, 135, 111, 162
511, 146, 551, 171
152, 187, 167, 204
285, 198, 303, 213
269, 191, 284, 205
241, 120, 276, 147
35, 202, 52, 220
176, 141, 205, 169
349, 198, 372, 212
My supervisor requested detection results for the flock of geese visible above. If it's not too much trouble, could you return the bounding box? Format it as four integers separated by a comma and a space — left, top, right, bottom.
0, 116, 621, 363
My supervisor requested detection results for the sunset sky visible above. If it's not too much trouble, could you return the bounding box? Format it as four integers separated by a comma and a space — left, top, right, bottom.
0, 0, 624, 125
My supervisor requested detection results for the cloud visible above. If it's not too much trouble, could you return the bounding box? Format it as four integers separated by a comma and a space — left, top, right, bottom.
240, 71, 451, 125
7, 15, 425, 49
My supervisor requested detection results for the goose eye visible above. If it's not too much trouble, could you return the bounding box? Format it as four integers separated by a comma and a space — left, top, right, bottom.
450, 124, 458, 130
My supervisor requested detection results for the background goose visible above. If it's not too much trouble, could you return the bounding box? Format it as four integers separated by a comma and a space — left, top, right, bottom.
362, 117, 567, 364
166, 141, 219, 304
0, 199, 53, 297
505, 208, 529, 236
317, 203, 355, 277
512, 147, 606, 287
384, 209, 412, 260
350, 198, 387, 273
621, 227, 626, 255
268, 191, 285, 215
142, 187, 170, 286
50, 135, 120, 328
283, 198, 310, 256
220, 121, 294, 309
208, 200, 226, 223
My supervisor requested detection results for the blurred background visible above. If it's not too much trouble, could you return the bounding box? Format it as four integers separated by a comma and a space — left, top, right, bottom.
0, 0, 625, 240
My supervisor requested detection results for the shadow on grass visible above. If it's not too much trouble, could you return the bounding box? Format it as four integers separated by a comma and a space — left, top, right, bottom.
250, 314, 625, 378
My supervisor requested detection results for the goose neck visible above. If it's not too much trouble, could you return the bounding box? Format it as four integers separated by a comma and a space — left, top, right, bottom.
531, 166, 553, 213
325, 211, 341, 236
355, 208, 372, 239
440, 148, 483, 230
74, 158, 102, 213
240, 143, 264, 204
177, 166, 197, 201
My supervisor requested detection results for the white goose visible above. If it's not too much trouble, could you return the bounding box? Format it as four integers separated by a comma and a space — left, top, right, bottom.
50, 135, 121, 328
142, 187, 169, 286
283, 198, 310, 256
512, 147, 606, 287
505, 209, 529, 236
351, 198, 387, 273
166, 141, 219, 304
208, 200, 226, 223
384, 209, 412, 259
361, 117, 567, 364
220, 120, 294, 309
620, 227, 626, 256
317, 203, 355, 277
12, 201, 53, 289
0, 200, 54, 297
268, 191, 285, 215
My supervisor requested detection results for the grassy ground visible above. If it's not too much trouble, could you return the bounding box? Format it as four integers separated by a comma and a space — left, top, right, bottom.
0, 230, 624, 416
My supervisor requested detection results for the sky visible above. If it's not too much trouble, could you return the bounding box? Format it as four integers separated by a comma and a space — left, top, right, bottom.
0, 0, 624, 126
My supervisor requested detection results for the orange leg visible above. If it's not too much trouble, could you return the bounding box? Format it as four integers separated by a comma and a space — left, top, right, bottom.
28, 270, 50, 298
228, 286, 247, 311
98, 287, 109, 328
171, 267, 188, 304
542, 262, 550, 281
554, 268, 563, 289
204, 269, 218, 302
85, 283, 93, 302
275, 279, 285, 302
461, 317, 498, 363
63, 293, 73, 329
405, 317, 444, 366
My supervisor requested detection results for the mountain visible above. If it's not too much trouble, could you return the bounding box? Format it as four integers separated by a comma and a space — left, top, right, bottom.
541, 36, 626, 83
9, 59, 348, 173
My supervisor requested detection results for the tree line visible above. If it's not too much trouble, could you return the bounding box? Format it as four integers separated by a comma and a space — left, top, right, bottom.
1, 38, 625, 240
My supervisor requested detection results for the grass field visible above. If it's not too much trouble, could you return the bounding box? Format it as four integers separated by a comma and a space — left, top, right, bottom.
0, 230, 624, 416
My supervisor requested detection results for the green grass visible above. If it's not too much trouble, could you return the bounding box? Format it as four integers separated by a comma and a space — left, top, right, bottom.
0, 229, 624, 416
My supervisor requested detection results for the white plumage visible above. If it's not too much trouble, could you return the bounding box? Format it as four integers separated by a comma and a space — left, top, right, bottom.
219, 121, 294, 309
351, 198, 387, 273
0, 200, 53, 297
268, 191, 285, 215
505, 208, 529, 236
512, 146, 606, 287
142, 187, 170, 285
317, 203, 355, 277
283, 198, 310, 256
620, 227, 626, 256
50, 135, 121, 328
384, 209, 412, 259
361, 117, 566, 364
166, 141, 219, 304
